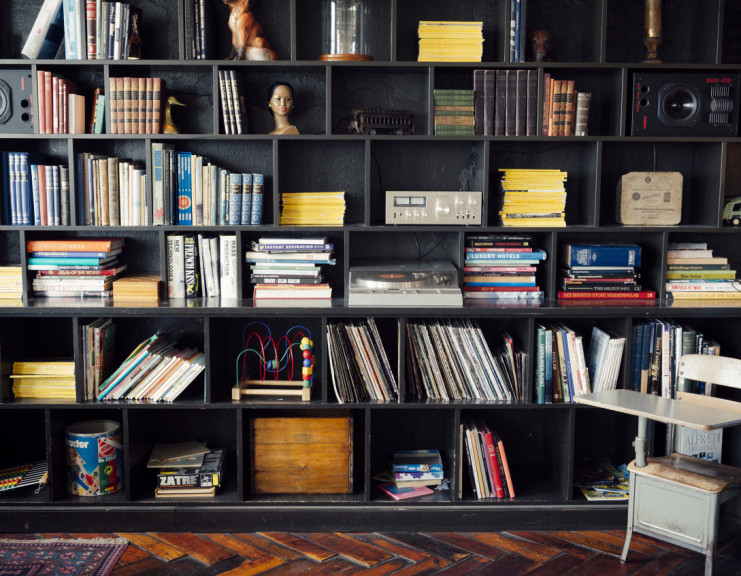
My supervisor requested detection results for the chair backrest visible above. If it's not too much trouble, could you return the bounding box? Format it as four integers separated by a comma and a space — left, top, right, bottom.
679, 354, 741, 391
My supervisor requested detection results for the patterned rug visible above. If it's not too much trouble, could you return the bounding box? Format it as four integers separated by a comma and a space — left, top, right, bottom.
0, 538, 127, 576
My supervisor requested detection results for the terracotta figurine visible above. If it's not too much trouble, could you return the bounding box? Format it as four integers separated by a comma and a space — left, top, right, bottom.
527, 29, 553, 62
222, 0, 278, 61
163, 96, 186, 134
268, 82, 298, 135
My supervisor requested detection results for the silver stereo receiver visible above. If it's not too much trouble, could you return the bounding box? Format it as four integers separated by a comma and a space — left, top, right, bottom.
385, 191, 482, 225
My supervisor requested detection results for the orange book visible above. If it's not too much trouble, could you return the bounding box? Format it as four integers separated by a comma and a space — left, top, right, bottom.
26, 238, 126, 253
108, 77, 118, 134
138, 77, 146, 134
547, 78, 558, 136
495, 431, 515, 498
152, 78, 164, 134
563, 80, 576, 136
123, 76, 132, 134
542, 72, 551, 137
115, 77, 125, 134
145, 77, 154, 135
44, 71, 53, 135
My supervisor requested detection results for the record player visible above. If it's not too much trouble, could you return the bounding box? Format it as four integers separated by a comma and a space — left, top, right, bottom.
348, 261, 463, 307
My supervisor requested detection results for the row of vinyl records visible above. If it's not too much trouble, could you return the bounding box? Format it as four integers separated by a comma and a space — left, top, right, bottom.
22, 0, 141, 60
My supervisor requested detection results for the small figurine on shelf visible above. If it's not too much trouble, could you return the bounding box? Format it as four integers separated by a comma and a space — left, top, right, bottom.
527, 29, 553, 62
222, 0, 279, 61
126, 8, 143, 60
268, 81, 299, 135
163, 96, 186, 134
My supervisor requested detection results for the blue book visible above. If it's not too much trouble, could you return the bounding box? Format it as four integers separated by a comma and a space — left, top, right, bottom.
19, 153, 31, 226
630, 324, 643, 392
10, 153, 20, 225
1, 152, 10, 225
177, 152, 193, 225
62, 0, 83, 59
391, 449, 443, 473
28, 256, 118, 266
31, 249, 121, 258
560, 328, 575, 403
514, 0, 521, 62
544, 326, 553, 403
250, 173, 264, 225
240, 173, 253, 225
562, 244, 641, 268
535, 324, 546, 404
465, 249, 547, 261
227, 173, 242, 226
30, 165, 41, 226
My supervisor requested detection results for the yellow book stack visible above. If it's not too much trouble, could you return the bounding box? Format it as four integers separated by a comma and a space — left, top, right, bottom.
0, 266, 23, 300
11, 359, 76, 400
418, 21, 484, 62
499, 169, 568, 227
280, 192, 346, 226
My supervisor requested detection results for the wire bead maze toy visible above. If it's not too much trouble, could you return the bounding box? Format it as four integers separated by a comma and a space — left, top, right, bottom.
232, 322, 314, 401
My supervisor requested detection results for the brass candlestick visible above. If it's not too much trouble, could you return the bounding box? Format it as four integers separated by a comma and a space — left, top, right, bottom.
643, 0, 662, 63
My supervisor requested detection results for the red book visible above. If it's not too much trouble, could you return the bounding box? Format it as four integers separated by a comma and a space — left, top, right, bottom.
51, 74, 59, 134
464, 286, 539, 292
557, 291, 656, 299
481, 423, 505, 498
463, 266, 536, 273
26, 238, 125, 252
37, 164, 47, 226
377, 483, 434, 501
37, 70, 46, 134
44, 71, 53, 134
152, 78, 164, 134
145, 77, 154, 135
465, 247, 534, 253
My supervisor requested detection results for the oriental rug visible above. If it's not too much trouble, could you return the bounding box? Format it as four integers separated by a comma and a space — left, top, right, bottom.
0, 537, 127, 576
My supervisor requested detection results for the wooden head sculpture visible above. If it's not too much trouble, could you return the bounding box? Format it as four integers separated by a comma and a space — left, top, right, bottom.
222, 0, 279, 61
527, 29, 553, 62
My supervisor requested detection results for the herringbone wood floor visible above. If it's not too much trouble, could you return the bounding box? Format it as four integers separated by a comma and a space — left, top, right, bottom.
3, 531, 741, 575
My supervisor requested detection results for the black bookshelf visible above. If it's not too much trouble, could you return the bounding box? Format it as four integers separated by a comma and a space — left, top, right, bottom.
0, 0, 739, 532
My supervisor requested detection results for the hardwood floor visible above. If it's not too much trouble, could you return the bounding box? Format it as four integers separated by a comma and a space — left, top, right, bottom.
4, 530, 741, 575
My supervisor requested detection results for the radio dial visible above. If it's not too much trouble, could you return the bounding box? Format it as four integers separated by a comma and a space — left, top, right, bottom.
436, 202, 450, 216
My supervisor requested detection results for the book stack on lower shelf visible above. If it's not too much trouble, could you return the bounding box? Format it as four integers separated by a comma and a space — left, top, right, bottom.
585, 326, 626, 393
463, 233, 545, 301
247, 237, 334, 305
665, 242, 741, 300
558, 243, 655, 300
377, 449, 444, 501
461, 419, 515, 500
112, 274, 161, 302
574, 458, 629, 501
147, 442, 224, 499
433, 89, 475, 136
498, 169, 567, 227
10, 359, 75, 400
0, 266, 23, 300
27, 237, 126, 299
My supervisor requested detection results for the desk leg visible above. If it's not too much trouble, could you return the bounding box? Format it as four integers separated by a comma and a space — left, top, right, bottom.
623, 416, 649, 564
634, 416, 648, 468
621, 471, 636, 562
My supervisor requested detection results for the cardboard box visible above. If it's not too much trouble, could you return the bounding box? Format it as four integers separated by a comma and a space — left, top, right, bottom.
250, 417, 353, 494
616, 172, 683, 225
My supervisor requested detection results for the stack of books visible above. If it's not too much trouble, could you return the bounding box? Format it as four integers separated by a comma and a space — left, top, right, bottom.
558, 243, 655, 300
279, 192, 346, 226
326, 317, 398, 403
406, 319, 524, 401
27, 237, 126, 299
147, 442, 225, 498
534, 323, 590, 404
218, 70, 246, 135
377, 449, 444, 500
585, 326, 626, 393
112, 273, 161, 302
574, 458, 629, 501
82, 318, 116, 401
10, 359, 76, 400
108, 76, 164, 134
246, 238, 334, 304
0, 266, 23, 300
97, 331, 205, 402
665, 242, 741, 301
461, 419, 515, 499
418, 21, 484, 62
433, 89, 475, 135
498, 169, 567, 227
463, 233, 545, 301
1, 152, 70, 226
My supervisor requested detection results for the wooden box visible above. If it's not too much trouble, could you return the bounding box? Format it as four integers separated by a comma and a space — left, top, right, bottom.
250, 417, 353, 494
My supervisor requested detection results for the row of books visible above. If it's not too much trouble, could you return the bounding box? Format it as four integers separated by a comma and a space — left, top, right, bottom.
183, 0, 217, 60
558, 243, 655, 300
218, 70, 247, 135
508, 0, 528, 63
433, 89, 475, 136
463, 233, 545, 301
22, 0, 140, 60
665, 242, 741, 300
97, 331, 205, 402
2, 153, 70, 226
10, 359, 76, 400
279, 192, 346, 227
77, 153, 146, 226
166, 234, 238, 300
0, 267, 23, 300
108, 76, 165, 134
543, 74, 591, 137
586, 327, 626, 394
327, 317, 398, 403
534, 323, 590, 404
246, 238, 335, 303
148, 442, 225, 498
418, 21, 484, 62
36, 70, 84, 134
405, 319, 524, 401
462, 419, 515, 499
82, 317, 116, 401
28, 237, 126, 299
630, 319, 720, 398
499, 168, 567, 227
473, 69, 538, 136
152, 145, 265, 227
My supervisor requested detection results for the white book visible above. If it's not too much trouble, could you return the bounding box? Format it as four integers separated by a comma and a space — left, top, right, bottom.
22, 0, 64, 59
219, 235, 238, 300
208, 237, 220, 297
167, 235, 186, 298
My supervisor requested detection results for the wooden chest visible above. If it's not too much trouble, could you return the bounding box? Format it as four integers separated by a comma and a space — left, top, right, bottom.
250, 417, 353, 494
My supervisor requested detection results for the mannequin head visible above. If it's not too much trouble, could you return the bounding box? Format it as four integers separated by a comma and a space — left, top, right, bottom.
268, 81, 299, 134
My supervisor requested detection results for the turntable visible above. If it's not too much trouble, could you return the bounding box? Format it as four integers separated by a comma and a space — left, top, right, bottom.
348, 261, 463, 307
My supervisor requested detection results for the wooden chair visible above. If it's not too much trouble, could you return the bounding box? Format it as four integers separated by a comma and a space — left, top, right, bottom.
575, 354, 741, 576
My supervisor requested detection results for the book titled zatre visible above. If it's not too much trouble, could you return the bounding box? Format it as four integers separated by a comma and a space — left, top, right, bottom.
157, 449, 225, 489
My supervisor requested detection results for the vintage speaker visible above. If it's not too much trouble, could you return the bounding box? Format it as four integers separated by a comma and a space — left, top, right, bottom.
631, 72, 740, 137
0, 70, 34, 134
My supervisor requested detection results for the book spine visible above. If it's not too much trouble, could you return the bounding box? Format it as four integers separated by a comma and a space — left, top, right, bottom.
152, 143, 164, 225
177, 152, 192, 225
183, 234, 200, 297
240, 173, 253, 225
227, 173, 242, 226
22, 0, 65, 59
85, 0, 96, 59
229, 71, 243, 134
219, 235, 238, 299
218, 70, 232, 134
250, 173, 264, 225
